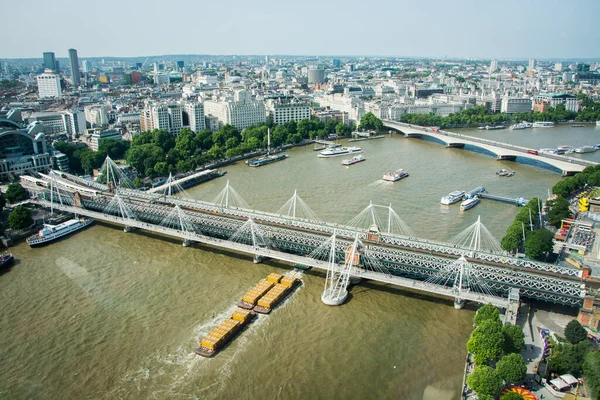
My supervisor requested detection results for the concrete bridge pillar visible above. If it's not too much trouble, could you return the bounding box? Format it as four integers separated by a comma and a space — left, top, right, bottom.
454, 298, 465, 309
253, 255, 263, 264
446, 143, 465, 148
183, 239, 193, 247
497, 155, 517, 161
123, 226, 136, 233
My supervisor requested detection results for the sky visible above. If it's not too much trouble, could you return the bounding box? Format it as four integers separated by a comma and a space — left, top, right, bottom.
1, 0, 599, 60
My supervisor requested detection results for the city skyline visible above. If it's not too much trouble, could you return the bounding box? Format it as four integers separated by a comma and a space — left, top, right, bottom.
1, 0, 599, 60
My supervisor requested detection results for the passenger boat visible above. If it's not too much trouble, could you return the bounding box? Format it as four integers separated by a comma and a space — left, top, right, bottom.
496, 169, 515, 177
383, 169, 409, 182
313, 143, 341, 151
485, 125, 506, 130
26, 217, 93, 246
575, 145, 596, 154
460, 196, 480, 211
523, 122, 533, 128
318, 146, 362, 158
245, 153, 288, 167
533, 121, 555, 128
572, 124, 585, 128
0, 252, 14, 269
596, 121, 600, 127
440, 190, 465, 205
341, 155, 365, 166
510, 123, 527, 130
196, 309, 256, 358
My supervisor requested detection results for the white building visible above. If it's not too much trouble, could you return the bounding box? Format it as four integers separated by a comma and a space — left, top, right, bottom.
26, 110, 85, 138
528, 59, 536, 71
204, 90, 266, 131
117, 112, 140, 125
36, 69, 62, 98
501, 97, 533, 114
63, 111, 86, 139
490, 59, 498, 73
155, 73, 170, 85
90, 128, 122, 151
264, 97, 310, 125
140, 103, 184, 136
84, 105, 109, 128
184, 102, 205, 132
554, 62, 563, 72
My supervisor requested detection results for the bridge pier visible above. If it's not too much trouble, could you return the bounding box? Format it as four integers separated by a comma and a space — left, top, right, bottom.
496, 155, 517, 161
253, 255, 263, 264
123, 226, 136, 233
183, 239, 193, 247
446, 143, 465, 148
454, 298, 465, 309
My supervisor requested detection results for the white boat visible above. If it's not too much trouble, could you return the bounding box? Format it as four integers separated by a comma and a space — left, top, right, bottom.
510, 123, 527, 130
539, 148, 556, 155
575, 145, 596, 154
26, 217, 93, 246
523, 121, 533, 128
460, 196, 480, 211
318, 146, 362, 158
596, 121, 600, 126
341, 155, 366, 166
533, 121, 555, 128
383, 169, 409, 182
441, 190, 465, 205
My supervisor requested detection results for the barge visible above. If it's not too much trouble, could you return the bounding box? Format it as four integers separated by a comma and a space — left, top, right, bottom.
196, 309, 256, 357
253, 275, 300, 314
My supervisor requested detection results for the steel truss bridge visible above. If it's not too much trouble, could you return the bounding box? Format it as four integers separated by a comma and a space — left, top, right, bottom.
25, 171, 587, 309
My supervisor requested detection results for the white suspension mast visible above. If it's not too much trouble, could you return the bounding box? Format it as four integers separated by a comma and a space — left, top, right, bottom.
387, 204, 392, 234
292, 189, 297, 218
225, 180, 230, 208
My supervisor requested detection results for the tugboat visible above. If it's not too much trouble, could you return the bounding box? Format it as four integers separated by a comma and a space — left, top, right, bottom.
0, 252, 14, 269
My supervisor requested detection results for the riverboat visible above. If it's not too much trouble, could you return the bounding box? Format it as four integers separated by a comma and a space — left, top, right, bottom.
596, 121, 600, 127
245, 153, 288, 167
341, 155, 365, 166
572, 124, 585, 128
318, 146, 362, 158
383, 169, 409, 182
460, 196, 480, 211
313, 143, 341, 151
253, 276, 300, 314
196, 309, 256, 358
485, 125, 506, 130
575, 145, 596, 154
496, 169, 515, 177
26, 218, 94, 247
533, 121, 555, 128
0, 252, 14, 269
440, 190, 465, 205
510, 123, 527, 130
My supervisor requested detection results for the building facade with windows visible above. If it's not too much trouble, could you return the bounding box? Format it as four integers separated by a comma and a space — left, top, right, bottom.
204, 90, 266, 131
184, 102, 205, 132
501, 97, 533, 114
265, 96, 310, 125
37, 69, 62, 98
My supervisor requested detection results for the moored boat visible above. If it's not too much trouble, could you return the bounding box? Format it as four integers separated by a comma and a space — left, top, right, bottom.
533, 121, 555, 128
440, 190, 465, 205
572, 124, 585, 128
496, 169, 515, 177
460, 196, 480, 211
318, 146, 362, 158
575, 145, 596, 154
510, 123, 527, 130
341, 155, 366, 166
485, 125, 506, 130
26, 217, 94, 246
245, 153, 288, 167
383, 169, 409, 182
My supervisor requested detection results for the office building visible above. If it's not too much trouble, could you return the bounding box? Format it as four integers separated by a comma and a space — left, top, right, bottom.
490, 59, 498, 73
528, 59, 535, 71
184, 102, 206, 132
554, 62, 563, 72
43, 52, 57, 72
85, 105, 109, 128
265, 96, 311, 125
89, 128, 122, 151
308, 68, 326, 84
0, 108, 52, 180
204, 90, 266, 131
69, 48, 81, 86
27, 110, 85, 137
501, 97, 533, 114
140, 103, 183, 136
155, 73, 170, 85
82, 60, 91, 73
533, 93, 579, 112
63, 111, 86, 139
332, 59, 341, 68
36, 69, 62, 98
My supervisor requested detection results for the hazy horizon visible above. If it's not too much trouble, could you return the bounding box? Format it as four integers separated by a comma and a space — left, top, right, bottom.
1, 0, 598, 60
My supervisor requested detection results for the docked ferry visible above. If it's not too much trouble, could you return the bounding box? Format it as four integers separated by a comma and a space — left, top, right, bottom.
383, 169, 409, 182
318, 146, 362, 158
341, 155, 366, 166
460, 196, 480, 211
26, 218, 94, 246
440, 190, 465, 205
575, 145, 596, 154
245, 153, 288, 167
533, 121, 555, 128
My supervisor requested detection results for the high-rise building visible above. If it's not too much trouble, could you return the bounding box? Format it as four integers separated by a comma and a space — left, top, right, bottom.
68, 48, 81, 86
265, 96, 311, 125
140, 103, 184, 136
184, 102, 205, 132
63, 110, 86, 139
490, 59, 498, 73
528, 59, 535, 71
81, 60, 91, 73
36, 69, 62, 98
332, 59, 341, 68
177, 60, 184, 70
308, 68, 326, 84
84, 105, 109, 128
554, 62, 563, 72
43, 52, 57, 72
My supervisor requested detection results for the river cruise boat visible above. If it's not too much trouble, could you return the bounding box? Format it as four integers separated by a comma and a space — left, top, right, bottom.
575, 145, 596, 154
245, 153, 288, 167
533, 121, 555, 128
0, 253, 14, 269
318, 146, 362, 158
341, 155, 365, 166
383, 169, 409, 182
510, 123, 527, 130
485, 125, 505, 130
440, 191, 465, 205
460, 196, 480, 211
26, 218, 93, 246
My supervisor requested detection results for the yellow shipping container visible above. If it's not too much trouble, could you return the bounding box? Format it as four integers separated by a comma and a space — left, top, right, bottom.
267, 273, 282, 283
232, 309, 252, 322
280, 276, 297, 287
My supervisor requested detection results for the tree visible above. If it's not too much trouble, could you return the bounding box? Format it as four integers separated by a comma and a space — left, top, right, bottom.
0, 192, 6, 210
466, 365, 503, 398
583, 350, 600, 400
502, 392, 525, 400
496, 353, 527, 384
502, 324, 525, 354
524, 229, 554, 260
8, 206, 33, 230
548, 341, 590, 376
501, 223, 523, 253
5, 183, 27, 203
467, 319, 504, 365
547, 197, 571, 228
358, 112, 384, 131
473, 303, 501, 326
565, 320, 587, 344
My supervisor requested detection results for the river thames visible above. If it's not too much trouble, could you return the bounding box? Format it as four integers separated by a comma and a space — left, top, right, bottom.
1, 124, 598, 399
